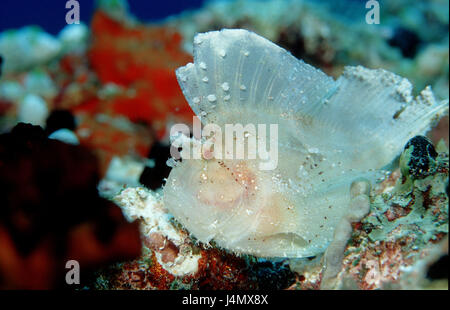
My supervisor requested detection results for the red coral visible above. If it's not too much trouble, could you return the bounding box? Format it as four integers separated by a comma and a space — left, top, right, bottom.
88, 11, 195, 138
75, 113, 153, 175
98, 245, 258, 290
112, 252, 176, 290
384, 204, 412, 222
189, 248, 254, 290
347, 240, 414, 290
143, 233, 179, 264
0, 123, 141, 289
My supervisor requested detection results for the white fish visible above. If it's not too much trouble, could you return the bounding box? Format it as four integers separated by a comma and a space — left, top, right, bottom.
163, 29, 448, 258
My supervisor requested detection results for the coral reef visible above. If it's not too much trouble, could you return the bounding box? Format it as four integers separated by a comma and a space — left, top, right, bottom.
0, 27, 61, 73
0, 6, 197, 176
336, 139, 448, 289
0, 0, 448, 290
87, 187, 299, 290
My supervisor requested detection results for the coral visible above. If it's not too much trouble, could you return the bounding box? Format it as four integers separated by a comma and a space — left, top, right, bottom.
17, 94, 49, 127
89, 186, 301, 290
0, 123, 141, 289
0, 26, 61, 73
48, 128, 80, 145
23, 69, 58, 100
190, 247, 254, 290
113, 187, 202, 277
365, 144, 448, 246
331, 138, 448, 289
58, 24, 89, 55
89, 245, 258, 290
75, 113, 153, 176
88, 10, 195, 137
0, 6, 197, 176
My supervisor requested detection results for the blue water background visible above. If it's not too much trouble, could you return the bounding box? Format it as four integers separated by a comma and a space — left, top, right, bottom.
0, 0, 205, 33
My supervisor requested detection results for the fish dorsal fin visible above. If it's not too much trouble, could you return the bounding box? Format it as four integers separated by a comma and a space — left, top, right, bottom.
318, 66, 449, 169
176, 29, 336, 126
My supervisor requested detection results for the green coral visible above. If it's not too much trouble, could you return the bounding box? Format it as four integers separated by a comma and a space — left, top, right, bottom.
363, 140, 448, 245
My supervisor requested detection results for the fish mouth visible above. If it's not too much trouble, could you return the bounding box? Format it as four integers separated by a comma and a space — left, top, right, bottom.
261, 233, 309, 249
227, 232, 310, 258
